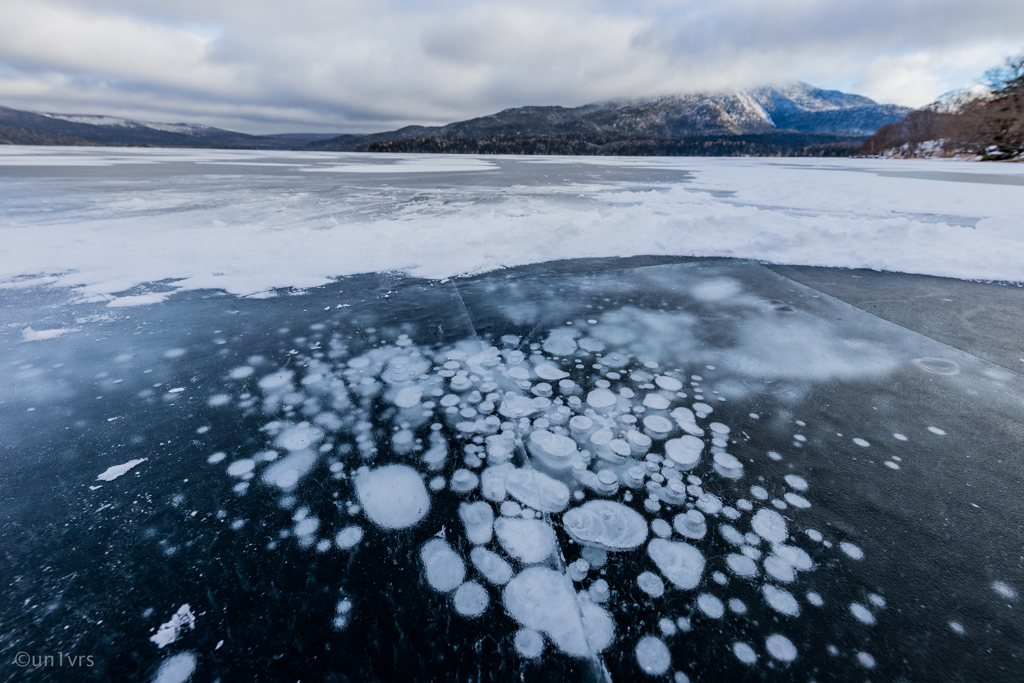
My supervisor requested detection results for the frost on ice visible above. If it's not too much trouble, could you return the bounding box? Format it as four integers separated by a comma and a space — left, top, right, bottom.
150, 604, 196, 649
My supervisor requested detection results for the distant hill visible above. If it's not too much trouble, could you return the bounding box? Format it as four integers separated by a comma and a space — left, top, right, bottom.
308, 82, 910, 154
0, 106, 308, 149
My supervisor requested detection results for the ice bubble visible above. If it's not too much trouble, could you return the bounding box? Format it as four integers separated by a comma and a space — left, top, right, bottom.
806, 529, 823, 542
459, 501, 494, 545
421, 539, 465, 593
774, 545, 813, 571
949, 621, 966, 635
451, 469, 479, 493
636, 571, 665, 597
470, 547, 513, 585
852, 438, 870, 447
527, 430, 578, 469
152, 652, 197, 683
659, 618, 677, 637
674, 672, 690, 683
643, 415, 674, 439
506, 468, 571, 512
535, 363, 569, 381
752, 509, 788, 544
729, 598, 747, 614
727, 554, 759, 578
262, 449, 316, 491
514, 628, 544, 659
893, 433, 908, 441
229, 366, 254, 380
764, 554, 796, 583
806, 591, 823, 606
670, 407, 703, 436
481, 464, 512, 502
927, 426, 946, 436
260, 370, 294, 391
207, 452, 227, 465
856, 652, 876, 668
453, 581, 489, 617
713, 452, 743, 478
695, 494, 722, 517
692, 402, 713, 417
665, 436, 702, 468
494, 518, 556, 563
674, 510, 707, 540
655, 376, 683, 392
635, 636, 671, 675
868, 593, 886, 608
504, 567, 603, 657
589, 578, 610, 602
733, 642, 757, 665
784, 492, 811, 508
355, 464, 430, 530
840, 542, 864, 560
563, 500, 648, 551
276, 423, 323, 452
765, 634, 797, 662
335, 525, 364, 549
992, 580, 1018, 600
777, 473, 805, 491
586, 388, 617, 411
750, 485, 768, 500
850, 602, 875, 625
651, 519, 672, 538
393, 386, 423, 408
648, 539, 705, 590
697, 593, 724, 618
226, 459, 255, 477
720, 525, 744, 545
763, 585, 800, 616
643, 394, 671, 410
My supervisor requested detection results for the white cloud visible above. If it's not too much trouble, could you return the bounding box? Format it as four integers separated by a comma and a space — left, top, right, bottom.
0, 0, 1020, 133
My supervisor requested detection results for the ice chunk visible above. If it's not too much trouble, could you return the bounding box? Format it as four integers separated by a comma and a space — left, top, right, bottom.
563, 501, 648, 551
648, 538, 705, 589
494, 517, 556, 563
97, 458, 147, 481
459, 501, 494, 545
535, 363, 569, 381
635, 636, 671, 675
453, 581, 489, 617
527, 430, 578, 469
503, 567, 591, 657
152, 652, 197, 683
471, 547, 514, 585
150, 604, 195, 649
355, 464, 430, 529
763, 585, 800, 616
752, 508, 787, 544
421, 538, 465, 592
506, 468, 571, 513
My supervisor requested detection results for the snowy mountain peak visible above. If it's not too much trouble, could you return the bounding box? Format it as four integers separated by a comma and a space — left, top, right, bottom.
40, 113, 223, 137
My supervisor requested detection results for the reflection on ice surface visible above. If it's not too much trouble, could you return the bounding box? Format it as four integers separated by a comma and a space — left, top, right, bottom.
3, 260, 1022, 683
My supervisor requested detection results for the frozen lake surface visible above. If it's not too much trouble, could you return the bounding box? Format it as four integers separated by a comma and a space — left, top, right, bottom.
0, 149, 1023, 682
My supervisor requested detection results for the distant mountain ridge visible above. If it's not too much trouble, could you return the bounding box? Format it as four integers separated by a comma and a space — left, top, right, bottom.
309, 82, 911, 151
1, 82, 911, 155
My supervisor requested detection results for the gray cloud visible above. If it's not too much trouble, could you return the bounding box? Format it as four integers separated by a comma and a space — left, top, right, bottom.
0, 0, 1020, 133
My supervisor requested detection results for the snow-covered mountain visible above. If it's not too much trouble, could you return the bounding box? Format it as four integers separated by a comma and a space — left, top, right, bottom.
39, 113, 224, 137
310, 82, 911, 151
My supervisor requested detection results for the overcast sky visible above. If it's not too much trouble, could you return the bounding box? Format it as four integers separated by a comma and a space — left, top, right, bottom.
1, 0, 1021, 134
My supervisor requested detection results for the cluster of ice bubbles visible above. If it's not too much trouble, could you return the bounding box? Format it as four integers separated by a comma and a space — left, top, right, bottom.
206, 322, 886, 678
